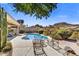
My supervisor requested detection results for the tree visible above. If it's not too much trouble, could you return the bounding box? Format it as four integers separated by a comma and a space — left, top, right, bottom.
35, 24, 43, 28
17, 20, 24, 25
13, 3, 57, 19
0, 3, 57, 51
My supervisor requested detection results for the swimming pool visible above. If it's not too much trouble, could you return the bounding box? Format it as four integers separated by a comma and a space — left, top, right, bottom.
22, 33, 48, 40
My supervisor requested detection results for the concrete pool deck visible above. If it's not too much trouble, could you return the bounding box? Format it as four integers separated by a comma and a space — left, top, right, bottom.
11, 35, 34, 56
10, 34, 63, 56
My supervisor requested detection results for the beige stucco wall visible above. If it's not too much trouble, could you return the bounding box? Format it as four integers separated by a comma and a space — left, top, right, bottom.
7, 14, 20, 27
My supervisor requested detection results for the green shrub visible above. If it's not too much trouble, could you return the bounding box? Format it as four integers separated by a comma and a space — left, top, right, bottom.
56, 29, 72, 40
2, 42, 12, 53
19, 30, 25, 34
69, 31, 79, 40
50, 29, 72, 40
39, 30, 43, 34
43, 30, 50, 35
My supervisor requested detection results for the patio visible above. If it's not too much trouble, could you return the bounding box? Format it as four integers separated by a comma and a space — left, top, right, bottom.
10, 34, 63, 56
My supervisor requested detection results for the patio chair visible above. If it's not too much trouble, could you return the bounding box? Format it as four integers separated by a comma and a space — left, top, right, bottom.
53, 40, 61, 50
33, 39, 47, 56
64, 46, 77, 56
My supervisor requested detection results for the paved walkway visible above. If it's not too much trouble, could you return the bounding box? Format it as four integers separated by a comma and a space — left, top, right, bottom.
43, 45, 63, 56
11, 35, 63, 56
59, 40, 79, 55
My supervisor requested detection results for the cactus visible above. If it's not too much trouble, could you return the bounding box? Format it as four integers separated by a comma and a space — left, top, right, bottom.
0, 8, 2, 51
0, 8, 7, 51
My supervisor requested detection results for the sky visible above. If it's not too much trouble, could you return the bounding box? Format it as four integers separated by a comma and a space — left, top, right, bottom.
1, 3, 79, 27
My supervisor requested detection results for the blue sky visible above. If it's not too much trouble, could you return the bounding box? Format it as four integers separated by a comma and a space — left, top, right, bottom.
1, 3, 79, 26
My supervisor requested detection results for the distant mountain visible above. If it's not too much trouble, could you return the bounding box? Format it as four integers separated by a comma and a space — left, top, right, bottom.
53, 22, 79, 29
54, 22, 71, 26
54, 22, 79, 26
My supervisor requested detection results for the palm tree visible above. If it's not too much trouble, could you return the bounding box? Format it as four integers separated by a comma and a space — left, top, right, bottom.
13, 3, 57, 19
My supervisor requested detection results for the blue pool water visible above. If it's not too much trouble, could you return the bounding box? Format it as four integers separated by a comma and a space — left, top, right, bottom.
23, 33, 48, 40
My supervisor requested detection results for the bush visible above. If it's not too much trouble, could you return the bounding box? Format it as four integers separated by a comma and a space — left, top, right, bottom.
43, 30, 50, 35
19, 30, 25, 34
2, 42, 12, 53
39, 30, 43, 34
56, 29, 72, 40
69, 31, 79, 40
